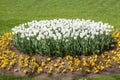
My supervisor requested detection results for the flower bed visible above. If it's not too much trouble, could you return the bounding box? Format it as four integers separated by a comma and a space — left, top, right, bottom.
0, 19, 120, 79
12, 19, 114, 56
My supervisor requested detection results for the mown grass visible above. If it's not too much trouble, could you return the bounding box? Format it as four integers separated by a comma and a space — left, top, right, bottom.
0, 0, 120, 79
0, 73, 120, 80
0, 73, 57, 80
88, 74, 120, 80
0, 0, 120, 34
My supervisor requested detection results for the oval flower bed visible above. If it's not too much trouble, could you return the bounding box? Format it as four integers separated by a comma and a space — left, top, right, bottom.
0, 19, 120, 79
12, 19, 114, 56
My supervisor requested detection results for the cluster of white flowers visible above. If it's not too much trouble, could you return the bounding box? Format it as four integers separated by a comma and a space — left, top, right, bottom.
12, 19, 114, 40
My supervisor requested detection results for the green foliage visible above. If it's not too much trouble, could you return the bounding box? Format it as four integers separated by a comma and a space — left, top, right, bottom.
88, 74, 120, 80
12, 32, 114, 56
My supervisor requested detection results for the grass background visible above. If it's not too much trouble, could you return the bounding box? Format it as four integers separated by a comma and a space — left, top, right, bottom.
0, 0, 120, 79
0, 73, 120, 80
0, 0, 120, 34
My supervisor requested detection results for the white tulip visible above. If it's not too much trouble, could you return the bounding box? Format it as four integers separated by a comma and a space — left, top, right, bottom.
27, 37, 30, 40
21, 33, 25, 38
12, 18, 114, 41
36, 36, 41, 40
91, 35, 94, 39
74, 36, 77, 40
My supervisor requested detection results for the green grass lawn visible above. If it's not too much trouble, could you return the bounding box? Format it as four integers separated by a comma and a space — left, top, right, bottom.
0, 73, 120, 80
88, 74, 120, 80
0, 0, 120, 34
0, 0, 120, 79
